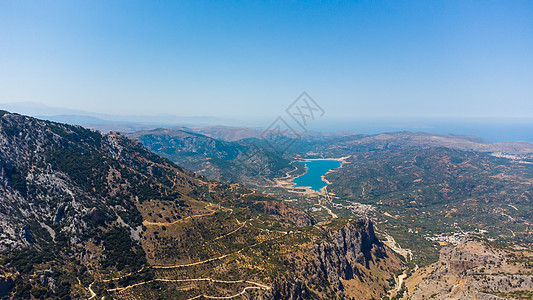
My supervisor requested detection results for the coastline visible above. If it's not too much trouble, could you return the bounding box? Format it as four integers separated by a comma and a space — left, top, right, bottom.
298, 156, 351, 163
319, 156, 350, 194
275, 156, 351, 195
274, 161, 316, 195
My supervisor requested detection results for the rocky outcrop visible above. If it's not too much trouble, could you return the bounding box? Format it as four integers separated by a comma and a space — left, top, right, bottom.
439, 241, 501, 273
265, 277, 310, 300
331, 218, 384, 268
268, 219, 400, 299
305, 219, 387, 290
406, 240, 533, 300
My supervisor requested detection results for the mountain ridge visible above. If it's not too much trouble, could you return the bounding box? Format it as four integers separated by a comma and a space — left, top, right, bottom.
0, 111, 402, 299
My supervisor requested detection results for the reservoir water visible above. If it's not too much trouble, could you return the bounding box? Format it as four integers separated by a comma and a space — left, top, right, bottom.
293, 159, 342, 192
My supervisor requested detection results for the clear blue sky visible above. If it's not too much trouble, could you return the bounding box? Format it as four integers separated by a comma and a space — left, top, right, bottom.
1, 1, 532, 120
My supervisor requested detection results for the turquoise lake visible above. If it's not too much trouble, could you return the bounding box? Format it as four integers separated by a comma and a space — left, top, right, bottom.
293, 160, 342, 192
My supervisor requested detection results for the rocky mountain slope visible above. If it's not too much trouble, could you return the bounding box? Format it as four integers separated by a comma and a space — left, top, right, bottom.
128, 128, 292, 185
403, 239, 533, 300
0, 111, 402, 299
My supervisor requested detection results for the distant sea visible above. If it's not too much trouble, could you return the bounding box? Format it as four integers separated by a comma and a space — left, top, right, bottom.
307, 118, 533, 143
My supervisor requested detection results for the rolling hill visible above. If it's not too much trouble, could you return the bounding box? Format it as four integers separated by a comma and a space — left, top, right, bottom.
128, 128, 294, 185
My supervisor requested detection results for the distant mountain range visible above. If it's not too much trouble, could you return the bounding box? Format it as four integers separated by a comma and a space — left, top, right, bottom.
0, 101, 232, 131
302, 131, 533, 156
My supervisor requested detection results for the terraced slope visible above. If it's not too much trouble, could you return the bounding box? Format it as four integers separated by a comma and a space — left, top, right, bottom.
0, 111, 402, 299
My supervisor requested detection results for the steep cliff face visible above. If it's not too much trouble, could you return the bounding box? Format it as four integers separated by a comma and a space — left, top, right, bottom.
330, 218, 383, 269
266, 277, 311, 300
0, 112, 313, 297
0, 111, 399, 299
267, 219, 403, 300
311, 219, 400, 299
308, 220, 379, 289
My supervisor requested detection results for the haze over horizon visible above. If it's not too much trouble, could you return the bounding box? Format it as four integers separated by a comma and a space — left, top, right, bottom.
1, 1, 532, 122
2, 100, 533, 143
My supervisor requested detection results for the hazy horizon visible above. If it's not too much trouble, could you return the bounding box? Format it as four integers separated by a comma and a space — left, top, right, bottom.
2, 100, 533, 143
1, 1, 533, 122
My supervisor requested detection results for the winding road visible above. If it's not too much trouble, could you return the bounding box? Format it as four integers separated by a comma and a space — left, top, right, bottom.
142, 204, 217, 226
86, 200, 286, 299
381, 230, 416, 298
108, 277, 270, 293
